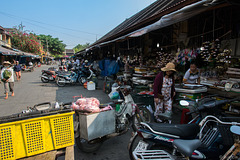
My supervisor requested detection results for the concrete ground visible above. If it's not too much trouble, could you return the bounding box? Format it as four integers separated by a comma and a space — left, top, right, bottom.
0, 64, 181, 160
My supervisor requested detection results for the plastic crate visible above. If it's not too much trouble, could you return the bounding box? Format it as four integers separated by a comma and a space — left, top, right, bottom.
0, 111, 75, 160
218, 117, 240, 146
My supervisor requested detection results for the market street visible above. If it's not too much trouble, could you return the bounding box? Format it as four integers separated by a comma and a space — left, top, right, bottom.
0, 65, 132, 160
0, 65, 111, 116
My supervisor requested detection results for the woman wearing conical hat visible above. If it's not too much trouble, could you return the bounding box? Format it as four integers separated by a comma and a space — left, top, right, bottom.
1, 61, 15, 99
153, 63, 176, 123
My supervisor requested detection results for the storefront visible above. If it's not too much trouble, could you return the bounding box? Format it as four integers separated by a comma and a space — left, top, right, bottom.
86, 0, 239, 85
0, 46, 21, 65
83, 0, 240, 115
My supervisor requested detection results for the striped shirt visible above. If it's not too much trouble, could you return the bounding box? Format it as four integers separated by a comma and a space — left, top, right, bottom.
183, 68, 200, 84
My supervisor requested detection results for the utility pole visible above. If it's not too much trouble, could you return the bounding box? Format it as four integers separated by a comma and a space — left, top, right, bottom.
20, 22, 24, 31
46, 39, 49, 56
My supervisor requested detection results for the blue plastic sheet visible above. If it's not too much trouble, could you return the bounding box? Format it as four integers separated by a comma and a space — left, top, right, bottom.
99, 59, 120, 76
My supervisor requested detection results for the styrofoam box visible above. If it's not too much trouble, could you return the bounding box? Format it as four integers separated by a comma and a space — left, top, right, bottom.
79, 110, 115, 141
87, 81, 96, 90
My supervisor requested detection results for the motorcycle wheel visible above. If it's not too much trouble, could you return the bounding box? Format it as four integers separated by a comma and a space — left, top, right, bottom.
75, 136, 102, 153
132, 106, 153, 131
56, 77, 66, 87
78, 77, 87, 85
41, 73, 49, 83
128, 133, 146, 160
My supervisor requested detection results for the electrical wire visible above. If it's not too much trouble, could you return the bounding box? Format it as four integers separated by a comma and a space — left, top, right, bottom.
0, 11, 101, 36
0, 11, 96, 44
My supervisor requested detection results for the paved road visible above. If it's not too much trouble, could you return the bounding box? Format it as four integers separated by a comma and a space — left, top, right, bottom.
0, 65, 181, 160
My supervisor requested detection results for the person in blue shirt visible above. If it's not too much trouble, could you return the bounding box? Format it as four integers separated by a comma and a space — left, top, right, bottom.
82, 60, 90, 75
14, 61, 22, 81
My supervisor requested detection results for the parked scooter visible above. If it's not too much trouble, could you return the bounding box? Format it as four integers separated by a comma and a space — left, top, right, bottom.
74, 85, 153, 153
41, 67, 58, 83
56, 69, 82, 87
128, 98, 239, 160
41, 67, 70, 83
131, 115, 240, 160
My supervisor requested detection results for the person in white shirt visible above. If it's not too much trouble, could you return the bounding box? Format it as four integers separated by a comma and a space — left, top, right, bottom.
76, 59, 80, 66
1, 61, 15, 99
183, 61, 200, 84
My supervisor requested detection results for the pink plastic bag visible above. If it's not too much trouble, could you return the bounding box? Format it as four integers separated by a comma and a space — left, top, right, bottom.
100, 105, 113, 112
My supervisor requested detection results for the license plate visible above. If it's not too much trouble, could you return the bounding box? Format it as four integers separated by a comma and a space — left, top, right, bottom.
134, 140, 149, 151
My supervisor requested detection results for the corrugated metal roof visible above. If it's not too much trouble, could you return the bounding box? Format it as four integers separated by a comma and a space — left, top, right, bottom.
92, 0, 200, 47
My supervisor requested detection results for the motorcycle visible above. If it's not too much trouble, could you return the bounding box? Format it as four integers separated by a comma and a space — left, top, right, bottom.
128, 98, 239, 160
74, 85, 153, 153
56, 69, 82, 87
41, 69, 57, 83
78, 65, 95, 85
131, 115, 240, 160
41, 67, 70, 83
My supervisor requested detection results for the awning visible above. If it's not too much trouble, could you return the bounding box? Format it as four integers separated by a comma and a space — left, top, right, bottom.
0, 46, 20, 56
129, 0, 222, 37
21, 52, 40, 58
89, 0, 223, 49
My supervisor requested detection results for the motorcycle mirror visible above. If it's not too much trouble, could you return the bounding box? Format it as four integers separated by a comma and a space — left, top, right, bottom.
180, 100, 189, 107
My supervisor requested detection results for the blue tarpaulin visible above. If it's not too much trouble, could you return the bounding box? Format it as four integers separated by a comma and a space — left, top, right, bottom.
99, 59, 121, 76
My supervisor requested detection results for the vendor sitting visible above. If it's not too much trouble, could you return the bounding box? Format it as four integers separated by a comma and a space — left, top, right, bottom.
183, 61, 200, 84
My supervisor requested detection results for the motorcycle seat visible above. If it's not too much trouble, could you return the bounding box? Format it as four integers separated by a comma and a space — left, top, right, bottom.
146, 123, 199, 139
173, 139, 202, 157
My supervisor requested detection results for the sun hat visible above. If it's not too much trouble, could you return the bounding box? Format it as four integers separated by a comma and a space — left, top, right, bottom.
161, 62, 176, 72
3, 61, 11, 65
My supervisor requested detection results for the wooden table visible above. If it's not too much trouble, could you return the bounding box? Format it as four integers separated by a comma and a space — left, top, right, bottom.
207, 88, 240, 99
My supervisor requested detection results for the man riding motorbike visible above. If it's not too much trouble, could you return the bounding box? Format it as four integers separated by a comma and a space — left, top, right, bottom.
82, 60, 91, 76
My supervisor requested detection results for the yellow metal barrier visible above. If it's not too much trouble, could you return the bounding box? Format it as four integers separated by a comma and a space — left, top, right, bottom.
0, 111, 75, 160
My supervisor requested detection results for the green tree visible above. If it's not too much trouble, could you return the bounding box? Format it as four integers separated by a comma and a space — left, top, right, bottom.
73, 43, 90, 53
9, 24, 42, 54
38, 34, 66, 55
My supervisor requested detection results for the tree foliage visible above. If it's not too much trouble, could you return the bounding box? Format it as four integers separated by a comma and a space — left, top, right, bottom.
9, 24, 42, 54
73, 43, 90, 53
38, 35, 66, 55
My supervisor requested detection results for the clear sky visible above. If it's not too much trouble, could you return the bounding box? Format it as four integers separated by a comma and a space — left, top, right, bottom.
0, 0, 156, 49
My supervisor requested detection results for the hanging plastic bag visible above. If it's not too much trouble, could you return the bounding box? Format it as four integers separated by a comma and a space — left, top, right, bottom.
108, 91, 120, 100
